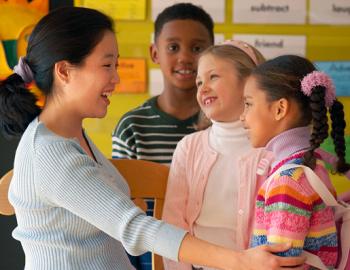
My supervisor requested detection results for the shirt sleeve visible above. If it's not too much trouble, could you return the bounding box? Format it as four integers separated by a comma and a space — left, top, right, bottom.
162, 138, 192, 270
34, 140, 186, 261
112, 117, 137, 159
256, 168, 314, 257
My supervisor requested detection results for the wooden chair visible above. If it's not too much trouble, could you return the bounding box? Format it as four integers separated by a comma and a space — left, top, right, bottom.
110, 159, 169, 270
0, 169, 15, 216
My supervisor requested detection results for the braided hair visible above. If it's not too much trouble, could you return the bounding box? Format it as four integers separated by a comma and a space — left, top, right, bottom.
251, 55, 349, 174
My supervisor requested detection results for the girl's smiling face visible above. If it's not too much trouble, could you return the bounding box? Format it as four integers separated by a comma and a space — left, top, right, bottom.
196, 53, 245, 122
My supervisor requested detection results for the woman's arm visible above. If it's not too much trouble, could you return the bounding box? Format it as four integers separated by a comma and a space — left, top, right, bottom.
179, 234, 305, 270
35, 140, 305, 269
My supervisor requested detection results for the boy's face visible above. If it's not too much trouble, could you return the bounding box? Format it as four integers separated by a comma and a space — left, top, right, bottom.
151, 19, 213, 92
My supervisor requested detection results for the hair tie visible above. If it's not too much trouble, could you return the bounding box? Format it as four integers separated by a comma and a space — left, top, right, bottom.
220, 39, 259, 66
300, 71, 336, 107
13, 57, 34, 83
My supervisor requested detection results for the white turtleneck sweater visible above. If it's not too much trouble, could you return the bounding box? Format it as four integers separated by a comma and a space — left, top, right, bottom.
193, 120, 252, 257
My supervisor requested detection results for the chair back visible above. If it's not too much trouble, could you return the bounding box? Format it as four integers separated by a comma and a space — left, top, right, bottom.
109, 159, 168, 270
0, 169, 14, 216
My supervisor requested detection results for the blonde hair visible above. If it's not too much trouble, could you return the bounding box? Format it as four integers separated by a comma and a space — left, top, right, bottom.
196, 43, 265, 130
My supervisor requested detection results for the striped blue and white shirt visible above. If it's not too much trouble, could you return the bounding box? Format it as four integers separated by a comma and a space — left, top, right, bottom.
9, 118, 186, 270
112, 96, 198, 165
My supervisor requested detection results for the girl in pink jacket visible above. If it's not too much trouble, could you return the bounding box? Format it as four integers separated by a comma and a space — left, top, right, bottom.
162, 41, 275, 270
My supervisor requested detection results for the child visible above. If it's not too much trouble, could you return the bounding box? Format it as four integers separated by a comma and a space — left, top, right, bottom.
0, 7, 301, 270
112, 5, 214, 268
112, 3, 214, 165
241, 55, 350, 269
162, 41, 306, 270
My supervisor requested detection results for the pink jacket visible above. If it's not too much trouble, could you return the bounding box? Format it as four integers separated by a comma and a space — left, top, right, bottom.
162, 128, 271, 270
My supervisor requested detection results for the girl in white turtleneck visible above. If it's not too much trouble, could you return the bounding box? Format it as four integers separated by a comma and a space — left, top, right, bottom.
162, 41, 274, 270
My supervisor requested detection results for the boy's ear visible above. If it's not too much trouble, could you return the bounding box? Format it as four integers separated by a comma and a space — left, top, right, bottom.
54, 60, 72, 84
273, 98, 289, 121
150, 43, 159, 64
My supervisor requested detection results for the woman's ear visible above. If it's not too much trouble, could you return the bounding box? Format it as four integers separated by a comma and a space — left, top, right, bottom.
273, 98, 289, 121
150, 43, 159, 64
53, 60, 72, 84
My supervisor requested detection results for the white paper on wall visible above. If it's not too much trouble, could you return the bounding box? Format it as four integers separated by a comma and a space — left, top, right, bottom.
310, 0, 350, 25
149, 69, 164, 96
233, 0, 306, 24
214, 33, 225, 44
233, 34, 306, 60
151, 0, 225, 23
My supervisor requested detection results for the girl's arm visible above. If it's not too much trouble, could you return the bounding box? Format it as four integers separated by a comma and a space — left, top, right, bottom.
252, 169, 313, 257
162, 138, 192, 270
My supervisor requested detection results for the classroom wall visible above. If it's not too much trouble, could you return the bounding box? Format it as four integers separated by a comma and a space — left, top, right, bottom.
80, 0, 350, 194
81, 0, 350, 158
1, 1, 350, 187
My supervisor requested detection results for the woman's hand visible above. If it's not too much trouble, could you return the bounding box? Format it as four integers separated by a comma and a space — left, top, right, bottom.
235, 243, 306, 270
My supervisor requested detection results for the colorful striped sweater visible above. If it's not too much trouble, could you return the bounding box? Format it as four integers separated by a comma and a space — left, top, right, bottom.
251, 127, 338, 269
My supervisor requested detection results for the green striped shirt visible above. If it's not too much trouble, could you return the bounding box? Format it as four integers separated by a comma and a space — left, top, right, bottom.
112, 96, 198, 165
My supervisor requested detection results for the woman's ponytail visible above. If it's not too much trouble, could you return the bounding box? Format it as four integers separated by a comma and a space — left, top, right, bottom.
0, 73, 41, 137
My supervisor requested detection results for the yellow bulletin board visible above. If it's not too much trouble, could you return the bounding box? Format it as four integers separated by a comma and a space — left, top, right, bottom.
76, 0, 350, 194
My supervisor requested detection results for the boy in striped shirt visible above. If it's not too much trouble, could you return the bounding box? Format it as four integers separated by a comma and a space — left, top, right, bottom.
112, 3, 214, 165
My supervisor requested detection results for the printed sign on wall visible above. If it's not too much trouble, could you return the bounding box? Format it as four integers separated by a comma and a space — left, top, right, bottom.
152, 0, 225, 23
233, 0, 306, 24
115, 58, 146, 93
82, 0, 146, 20
310, 0, 350, 25
233, 34, 306, 59
315, 61, 350, 96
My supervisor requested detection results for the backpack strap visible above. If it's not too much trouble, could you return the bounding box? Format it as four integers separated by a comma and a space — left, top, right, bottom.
267, 164, 350, 270
279, 164, 338, 206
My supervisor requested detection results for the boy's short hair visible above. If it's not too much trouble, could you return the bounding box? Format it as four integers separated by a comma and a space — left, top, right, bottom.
154, 3, 214, 43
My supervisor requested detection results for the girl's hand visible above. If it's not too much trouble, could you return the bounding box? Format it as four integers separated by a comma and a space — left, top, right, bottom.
235, 243, 306, 270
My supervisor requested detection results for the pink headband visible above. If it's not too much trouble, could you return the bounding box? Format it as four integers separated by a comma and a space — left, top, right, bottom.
300, 71, 336, 107
220, 39, 259, 66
